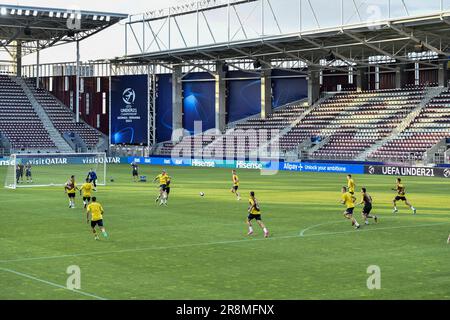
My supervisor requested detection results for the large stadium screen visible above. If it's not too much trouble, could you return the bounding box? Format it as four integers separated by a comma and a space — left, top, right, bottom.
110, 74, 148, 145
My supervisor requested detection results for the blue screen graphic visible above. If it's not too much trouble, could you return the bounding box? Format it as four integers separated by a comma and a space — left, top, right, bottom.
110, 75, 148, 144
227, 71, 261, 123
272, 70, 307, 108
182, 73, 215, 133
155, 74, 173, 143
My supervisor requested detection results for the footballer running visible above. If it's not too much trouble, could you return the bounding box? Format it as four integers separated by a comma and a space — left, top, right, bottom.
154, 170, 169, 206
231, 170, 241, 201
80, 178, 94, 209
359, 187, 378, 225
86, 197, 108, 241
392, 178, 416, 215
341, 186, 360, 229
65, 175, 78, 209
347, 174, 355, 195
246, 191, 269, 238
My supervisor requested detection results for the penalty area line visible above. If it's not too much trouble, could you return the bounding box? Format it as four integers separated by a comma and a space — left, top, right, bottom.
0, 266, 108, 300
299, 221, 450, 237
1, 221, 449, 264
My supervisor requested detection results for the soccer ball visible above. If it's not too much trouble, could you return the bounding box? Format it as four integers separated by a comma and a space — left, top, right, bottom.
199, 192, 205, 197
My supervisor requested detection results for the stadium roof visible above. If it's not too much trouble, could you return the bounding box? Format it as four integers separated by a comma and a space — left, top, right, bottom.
0, 4, 128, 55
115, 10, 450, 72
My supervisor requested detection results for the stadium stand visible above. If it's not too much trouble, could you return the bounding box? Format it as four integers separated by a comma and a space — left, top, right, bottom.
0, 75, 57, 152
160, 101, 308, 159
23, 78, 105, 149
0, 75, 107, 154
369, 88, 450, 162
156, 88, 450, 162
303, 88, 427, 160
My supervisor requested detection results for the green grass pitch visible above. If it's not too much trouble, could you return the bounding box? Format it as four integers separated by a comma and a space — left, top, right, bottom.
0, 164, 449, 300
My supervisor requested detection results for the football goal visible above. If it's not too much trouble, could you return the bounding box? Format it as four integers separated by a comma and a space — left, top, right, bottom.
4, 152, 107, 189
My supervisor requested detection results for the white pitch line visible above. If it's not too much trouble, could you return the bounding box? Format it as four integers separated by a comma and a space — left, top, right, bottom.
0, 266, 108, 300
299, 215, 396, 236
1, 221, 449, 264
299, 221, 450, 238
299, 220, 346, 236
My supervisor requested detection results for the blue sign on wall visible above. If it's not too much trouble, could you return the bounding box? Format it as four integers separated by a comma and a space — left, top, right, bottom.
124, 157, 365, 175
182, 73, 215, 134
227, 71, 261, 123
272, 71, 308, 108
110, 75, 148, 145
156, 74, 173, 143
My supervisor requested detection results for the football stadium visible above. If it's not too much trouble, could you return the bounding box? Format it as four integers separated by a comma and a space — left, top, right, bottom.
1, 0, 450, 307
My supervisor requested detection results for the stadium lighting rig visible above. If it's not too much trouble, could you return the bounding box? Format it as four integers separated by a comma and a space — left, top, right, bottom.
0, 6, 112, 21
140, 0, 259, 21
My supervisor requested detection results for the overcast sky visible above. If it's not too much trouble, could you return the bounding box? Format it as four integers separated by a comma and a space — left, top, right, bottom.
0, 0, 446, 65
1, 0, 184, 64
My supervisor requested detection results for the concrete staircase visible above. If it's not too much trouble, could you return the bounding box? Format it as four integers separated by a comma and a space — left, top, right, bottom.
14, 77, 74, 153
355, 86, 446, 161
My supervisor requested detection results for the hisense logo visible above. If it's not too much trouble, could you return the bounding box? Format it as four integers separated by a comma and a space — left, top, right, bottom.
192, 159, 215, 167
0, 159, 12, 166
236, 161, 262, 170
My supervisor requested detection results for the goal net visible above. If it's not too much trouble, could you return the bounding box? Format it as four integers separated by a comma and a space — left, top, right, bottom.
4, 152, 107, 189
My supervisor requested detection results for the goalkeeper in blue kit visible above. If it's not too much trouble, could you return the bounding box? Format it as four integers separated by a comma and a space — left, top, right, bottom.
87, 169, 98, 189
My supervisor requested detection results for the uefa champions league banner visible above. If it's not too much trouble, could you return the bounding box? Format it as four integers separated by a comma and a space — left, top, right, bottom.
110, 75, 148, 145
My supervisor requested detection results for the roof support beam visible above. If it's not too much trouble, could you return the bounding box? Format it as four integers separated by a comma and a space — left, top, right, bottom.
169, 55, 215, 76
343, 31, 438, 68
262, 41, 348, 73
302, 36, 396, 71
389, 24, 450, 56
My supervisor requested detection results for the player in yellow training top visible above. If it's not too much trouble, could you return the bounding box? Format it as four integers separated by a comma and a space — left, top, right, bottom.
86, 197, 108, 240
231, 170, 241, 201
392, 178, 416, 215
347, 174, 356, 196
80, 178, 94, 209
65, 175, 78, 209
341, 186, 360, 229
246, 191, 269, 238
153, 169, 169, 206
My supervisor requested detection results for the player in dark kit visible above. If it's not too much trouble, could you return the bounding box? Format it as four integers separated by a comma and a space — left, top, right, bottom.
131, 162, 139, 182
25, 163, 32, 183
359, 187, 378, 225
15, 165, 20, 184
165, 175, 172, 200
16, 163, 24, 184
